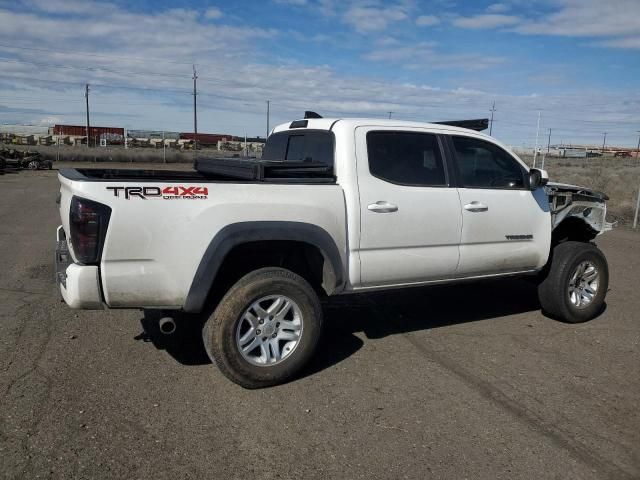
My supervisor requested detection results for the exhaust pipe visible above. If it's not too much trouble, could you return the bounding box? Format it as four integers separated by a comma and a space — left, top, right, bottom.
158, 317, 176, 335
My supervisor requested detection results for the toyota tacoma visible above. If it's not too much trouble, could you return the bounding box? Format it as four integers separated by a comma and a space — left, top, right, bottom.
55, 115, 612, 388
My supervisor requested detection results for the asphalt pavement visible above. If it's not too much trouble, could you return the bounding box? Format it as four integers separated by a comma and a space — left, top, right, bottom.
1, 168, 639, 479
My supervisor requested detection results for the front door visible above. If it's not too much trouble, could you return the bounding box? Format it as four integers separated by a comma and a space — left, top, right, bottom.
447, 134, 551, 275
355, 127, 462, 287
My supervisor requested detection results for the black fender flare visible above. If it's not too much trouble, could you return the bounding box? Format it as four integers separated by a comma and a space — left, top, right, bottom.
183, 221, 345, 313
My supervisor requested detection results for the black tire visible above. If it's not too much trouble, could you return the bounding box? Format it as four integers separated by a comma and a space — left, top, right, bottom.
202, 267, 323, 389
538, 241, 608, 323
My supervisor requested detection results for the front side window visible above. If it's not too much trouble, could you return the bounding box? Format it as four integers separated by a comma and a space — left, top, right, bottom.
451, 136, 525, 189
366, 131, 447, 187
262, 130, 334, 166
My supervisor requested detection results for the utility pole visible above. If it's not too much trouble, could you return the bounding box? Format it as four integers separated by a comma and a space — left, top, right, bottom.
546, 128, 552, 154
532, 110, 541, 168
192, 65, 198, 157
266, 100, 270, 138
489, 101, 496, 136
636, 131, 640, 166
634, 180, 640, 229
542, 128, 551, 170
84, 83, 90, 148
601, 132, 607, 155
634, 131, 640, 228
162, 130, 166, 164
387, 111, 393, 119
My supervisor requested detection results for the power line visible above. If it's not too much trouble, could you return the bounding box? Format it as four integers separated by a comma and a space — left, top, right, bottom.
0, 42, 199, 67
0, 57, 190, 79
0, 73, 191, 95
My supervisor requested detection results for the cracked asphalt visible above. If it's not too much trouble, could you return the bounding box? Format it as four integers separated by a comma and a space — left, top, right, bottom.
1, 167, 639, 479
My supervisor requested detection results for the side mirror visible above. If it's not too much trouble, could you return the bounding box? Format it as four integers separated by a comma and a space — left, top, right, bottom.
529, 168, 549, 190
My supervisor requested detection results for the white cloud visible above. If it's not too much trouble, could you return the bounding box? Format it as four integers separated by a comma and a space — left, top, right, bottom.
416, 15, 440, 27
487, 3, 510, 13
364, 43, 504, 71
23, 0, 115, 14
343, 5, 408, 33
513, 0, 640, 38
596, 37, 640, 49
204, 7, 223, 20
273, 0, 308, 4
453, 14, 521, 29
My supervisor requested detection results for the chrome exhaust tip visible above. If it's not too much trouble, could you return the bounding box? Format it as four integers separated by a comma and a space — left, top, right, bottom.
159, 317, 176, 335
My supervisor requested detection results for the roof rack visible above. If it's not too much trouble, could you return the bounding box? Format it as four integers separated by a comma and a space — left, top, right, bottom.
432, 118, 489, 131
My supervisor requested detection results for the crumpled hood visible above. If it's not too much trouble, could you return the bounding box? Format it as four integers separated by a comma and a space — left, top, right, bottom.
545, 182, 609, 202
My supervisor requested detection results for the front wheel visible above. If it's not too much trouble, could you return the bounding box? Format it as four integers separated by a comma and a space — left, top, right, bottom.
203, 267, 323, 388
538, 241, 609, 323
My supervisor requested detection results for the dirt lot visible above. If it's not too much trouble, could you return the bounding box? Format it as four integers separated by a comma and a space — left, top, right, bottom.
1, 168, 639, 479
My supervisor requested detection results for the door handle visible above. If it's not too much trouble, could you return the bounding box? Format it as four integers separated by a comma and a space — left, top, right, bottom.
368, 201, 398, 213
464, 201, 488, 212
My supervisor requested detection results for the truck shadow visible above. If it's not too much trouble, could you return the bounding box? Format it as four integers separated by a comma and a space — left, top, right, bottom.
304, 277, 543, 378
135, 277, 544, 376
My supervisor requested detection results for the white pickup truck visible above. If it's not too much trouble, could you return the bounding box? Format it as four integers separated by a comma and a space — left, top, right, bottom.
56, 116, 612, 388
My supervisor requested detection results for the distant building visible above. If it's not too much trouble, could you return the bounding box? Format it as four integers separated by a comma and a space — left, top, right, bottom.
0, 124, 48, 136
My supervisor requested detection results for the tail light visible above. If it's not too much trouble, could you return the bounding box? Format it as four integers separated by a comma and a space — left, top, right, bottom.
69, 196, 111, 265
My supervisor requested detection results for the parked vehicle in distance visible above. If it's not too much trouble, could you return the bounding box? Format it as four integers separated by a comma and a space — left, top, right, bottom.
55, 115, 613, 388
0, 148, 52, 170
614, 151, 632, 158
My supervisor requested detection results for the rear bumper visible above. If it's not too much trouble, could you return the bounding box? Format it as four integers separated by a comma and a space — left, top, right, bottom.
56, 226, 104, 309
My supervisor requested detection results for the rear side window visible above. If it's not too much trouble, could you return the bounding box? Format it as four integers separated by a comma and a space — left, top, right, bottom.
262, 130, 334, 166
366, 131, 447, 187
451, 136, 525, 189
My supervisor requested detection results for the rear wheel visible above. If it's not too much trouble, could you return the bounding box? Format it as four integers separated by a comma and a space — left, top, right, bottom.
538, 241, 608, 323
203, 267, 323, 388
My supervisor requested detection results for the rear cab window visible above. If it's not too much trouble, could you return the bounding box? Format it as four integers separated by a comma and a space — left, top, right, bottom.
262, 130, 335, 169
366, 131, 448, 187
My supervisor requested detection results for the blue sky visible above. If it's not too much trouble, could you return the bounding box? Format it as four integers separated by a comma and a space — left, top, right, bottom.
0, 0, 639, 146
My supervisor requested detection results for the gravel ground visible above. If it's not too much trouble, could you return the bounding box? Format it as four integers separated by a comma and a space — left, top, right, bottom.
1, 168, 639, 479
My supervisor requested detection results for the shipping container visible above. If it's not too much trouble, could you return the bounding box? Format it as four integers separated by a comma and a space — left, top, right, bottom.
180, 132, 231, 146
127, 130, 180, 140
52, 124, 124, 138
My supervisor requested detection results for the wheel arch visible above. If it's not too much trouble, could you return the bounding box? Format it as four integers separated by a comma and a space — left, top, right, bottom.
183, 221, 345, 313
552, 216, 599, 246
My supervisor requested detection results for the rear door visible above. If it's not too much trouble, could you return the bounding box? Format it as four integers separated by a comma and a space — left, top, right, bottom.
355, 127, 462, 287
446, 134, 551, 275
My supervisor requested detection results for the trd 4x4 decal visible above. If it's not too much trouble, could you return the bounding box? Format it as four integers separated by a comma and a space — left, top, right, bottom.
106, 186, 209, 200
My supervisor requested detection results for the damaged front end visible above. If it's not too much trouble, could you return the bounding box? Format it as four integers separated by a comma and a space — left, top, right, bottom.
546, 182, 614, 236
